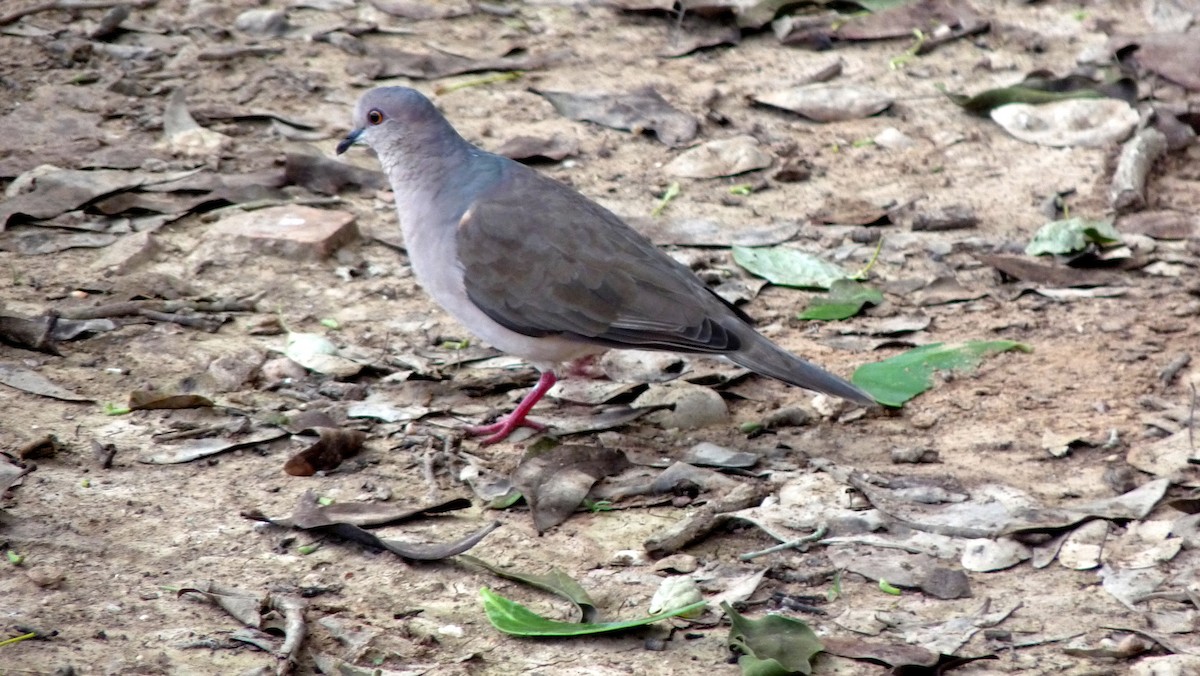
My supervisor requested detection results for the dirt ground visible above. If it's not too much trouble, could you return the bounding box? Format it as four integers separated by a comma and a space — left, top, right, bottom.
2, 0, 1200, 674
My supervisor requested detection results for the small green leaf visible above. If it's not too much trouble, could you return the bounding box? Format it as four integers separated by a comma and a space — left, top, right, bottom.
317, 496, 335, 506
463, 556, 600, 623
7, 550, 25, 565
739, 421, 764, 435
489, 490, 523, 510
729, 183, 754, 196
797, 280, 883, 321
826, 570, 842, 602
941, 74, 1136, 116
1025, 217, 1121, 256
103, 403, 131, 416
878, 579, 901, 595
320, 318, 341, 330
723, 601, 823, 676
297, 543, 320, 555
651, 182, 681, 217
852, 341, 1031, 407
480, 587, 704, 637
732, 246, 851, 290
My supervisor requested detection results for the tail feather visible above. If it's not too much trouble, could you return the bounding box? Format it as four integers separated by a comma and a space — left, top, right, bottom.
728, 329, 875, 406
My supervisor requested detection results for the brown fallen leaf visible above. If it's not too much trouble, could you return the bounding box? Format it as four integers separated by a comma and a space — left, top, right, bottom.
1117, 210, 1200, 240
0, 314, 61, 355
976, 254, 1123, 288
16, 434, 62, 460
1111, 33, 1200, 91
367, 0, 472, 20
138, 427, 288, 464
350, 46, 560, 80
510, 445, 632, 532
533, 87, 699, 148
836, 0, 989, 48
128, 390, 214, 411
658, 17, 741, 58
243, 491, 497, 560
0, 364, 92, 402
494, 135, 579, 163
284, 153, 386, 195
282, 427, 368, 476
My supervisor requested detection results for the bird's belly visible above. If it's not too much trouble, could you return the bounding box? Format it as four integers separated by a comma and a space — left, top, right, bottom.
405, 222, 601, 368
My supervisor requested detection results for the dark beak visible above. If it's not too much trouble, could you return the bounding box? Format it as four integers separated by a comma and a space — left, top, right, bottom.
336, 128, 363, 155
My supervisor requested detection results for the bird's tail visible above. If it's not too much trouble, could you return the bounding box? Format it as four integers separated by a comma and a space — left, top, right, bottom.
727, 329, 875, 406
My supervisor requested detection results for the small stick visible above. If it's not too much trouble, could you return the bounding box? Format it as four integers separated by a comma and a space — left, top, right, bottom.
138, 309, 224, 332
0, 0, 158, 26
1111, 127, 1167, 212
740, 524, 828, 561
1160, 353, 1191, 386
58, 297, 259, 320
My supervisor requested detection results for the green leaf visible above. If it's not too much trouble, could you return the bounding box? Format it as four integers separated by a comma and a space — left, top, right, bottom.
878, 579, 901, 595
852, 0, 913, 11
723, 602, 823, 676
732, 246, 851, 290
942, 74, 1136, 116
852, 341, 1030, 407
797, 280, 883, 321
1025, 217, 1121, 256
461, 556, 600, 623
480, 588, 704, 637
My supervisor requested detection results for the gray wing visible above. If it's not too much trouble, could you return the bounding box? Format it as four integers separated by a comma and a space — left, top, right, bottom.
457, 162, 746, 354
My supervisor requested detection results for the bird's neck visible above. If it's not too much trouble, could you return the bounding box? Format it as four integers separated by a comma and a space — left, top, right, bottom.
379, 127, 474, 196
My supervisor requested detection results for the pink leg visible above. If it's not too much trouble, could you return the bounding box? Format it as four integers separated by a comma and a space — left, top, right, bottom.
465, 371, 557, 445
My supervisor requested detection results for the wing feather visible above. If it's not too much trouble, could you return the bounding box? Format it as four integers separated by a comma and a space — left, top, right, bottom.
457, 162, 742, 354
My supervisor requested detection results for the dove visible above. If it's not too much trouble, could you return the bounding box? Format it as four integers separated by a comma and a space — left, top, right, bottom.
337, 87, 873, 444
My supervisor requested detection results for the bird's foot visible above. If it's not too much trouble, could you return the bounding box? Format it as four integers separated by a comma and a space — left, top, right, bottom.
464, 370, 558, 445
465, 415, 546, 445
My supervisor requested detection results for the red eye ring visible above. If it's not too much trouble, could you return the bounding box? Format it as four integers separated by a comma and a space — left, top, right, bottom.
366, 109, 384, 125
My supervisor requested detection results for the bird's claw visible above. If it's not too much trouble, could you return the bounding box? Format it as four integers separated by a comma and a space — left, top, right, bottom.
465, 415, 546, 445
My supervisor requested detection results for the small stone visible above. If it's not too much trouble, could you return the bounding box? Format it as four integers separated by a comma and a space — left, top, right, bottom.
610, 549, 650, 567
234, 8, 289, 36
874, 127, 915, 150
90, 231, 159, 273
27, 567, 65, 589
910, 410, 940, 429
261, 357, 308, 385
653, 554, 699, 574
919, 567, 971, 599
763, 406, 811, 429
891, 447, 939, 464
209, 205, 358, 260
632, 381, 729, 430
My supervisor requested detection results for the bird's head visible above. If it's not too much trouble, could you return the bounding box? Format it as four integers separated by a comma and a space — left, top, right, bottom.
336, 87, 453, 157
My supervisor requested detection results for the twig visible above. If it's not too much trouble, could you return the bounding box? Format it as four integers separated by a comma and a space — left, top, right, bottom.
422, 439, 440, 499
1160, 353, 1191, 387
138, 308, 225, 332
740, 524, 828, 561
57, 297, 260, 321
1189, 383, 1196, 456
0, 0, 157, 26
1111, 127, 1167, 212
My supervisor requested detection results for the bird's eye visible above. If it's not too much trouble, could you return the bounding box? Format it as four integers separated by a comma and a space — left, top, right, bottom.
366, 109, 384, 125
